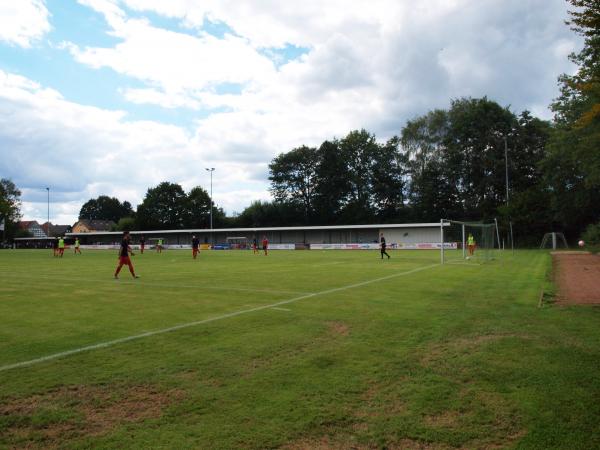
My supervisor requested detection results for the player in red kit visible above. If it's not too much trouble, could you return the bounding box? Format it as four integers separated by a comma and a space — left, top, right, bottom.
114, 231, 139, 279
262, 236, 269, 256
139, 235, 145, 254
192, 235, 200, 259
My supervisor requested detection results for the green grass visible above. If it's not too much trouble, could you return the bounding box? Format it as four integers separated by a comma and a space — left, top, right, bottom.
0, 248, 599, 449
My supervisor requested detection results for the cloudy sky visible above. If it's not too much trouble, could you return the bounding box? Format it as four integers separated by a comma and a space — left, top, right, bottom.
0, 0, 581, 225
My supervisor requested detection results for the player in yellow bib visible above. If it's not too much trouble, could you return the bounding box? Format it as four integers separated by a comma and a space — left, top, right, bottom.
157, 238, 163, 253
58, 237, 65, 257
74, 238, 81, 254
467, 233, 476, 256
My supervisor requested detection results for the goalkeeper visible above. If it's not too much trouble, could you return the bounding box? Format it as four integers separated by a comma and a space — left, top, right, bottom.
467, 233, 476, 256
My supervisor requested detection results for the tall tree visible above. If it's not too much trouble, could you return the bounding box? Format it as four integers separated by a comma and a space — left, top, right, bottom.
445, 97, 516, 220
371, 136, 409, 222
543, 0, 600, 237
234, 200, 301, 228
401, 109, 458, 221
136, 182, 189, 230
0, 179, 22, 240
313, 139, 350, 224
269, 146, 319, 223
79, 196, 134, 223
184, 186, 227, 228
338, 129, 378, 222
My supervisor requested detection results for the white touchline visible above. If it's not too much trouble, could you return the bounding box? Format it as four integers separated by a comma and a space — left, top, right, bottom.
0, 264, 438, 373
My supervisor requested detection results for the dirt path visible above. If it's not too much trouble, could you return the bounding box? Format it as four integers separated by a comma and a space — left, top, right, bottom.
553, 252, 600, 305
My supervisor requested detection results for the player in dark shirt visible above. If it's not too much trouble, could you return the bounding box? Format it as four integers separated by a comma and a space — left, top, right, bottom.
192, 235, 200, 259
252, 238, 258, 254
114, 231, 139, 279
380, 233, 390, 259
139, 235, 145, 254
52, 237, 59, 257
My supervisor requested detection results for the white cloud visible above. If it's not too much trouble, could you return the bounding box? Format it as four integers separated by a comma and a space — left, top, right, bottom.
0, 0, 51, 48
0, 69, 270, 224
0, 0, 583, 225
70, 2, 276, 93
68, 0, 579, 130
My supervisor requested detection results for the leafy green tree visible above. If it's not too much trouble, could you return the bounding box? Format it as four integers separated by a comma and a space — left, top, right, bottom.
184, 186, 227, 228
445, 97, 516, 220
136, 182, 189, 230
186, 186, 212, 228
543, 0, 600, 237
234, 200, 301, 228
269, 146, 319, 224
313, 139, 350, 224
371, 136, 409, 222
115, 217, 136, 231
79, 196, 134, 223
551, 0, 600, 185
337, 129, 378, 222
0, 179, 22, 240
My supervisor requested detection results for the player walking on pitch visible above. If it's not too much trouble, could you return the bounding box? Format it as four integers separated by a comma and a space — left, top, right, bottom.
157, 238, 163, 253
262, 236, 269, 256
58, 236, 65, 257
467, 233, 476, 256
52, 236, 59, 257
192, 235, 200, 259
74, 238, 81, 254
380, 233, 390, 259
252, 237, 258, 254
139, 235, 145, 254
114, 231, 139, 279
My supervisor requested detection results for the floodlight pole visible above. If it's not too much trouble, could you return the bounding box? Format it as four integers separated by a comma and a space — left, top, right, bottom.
46, 187, 50, 237
462, 223, 466, 260
494, 218, 501, 250
440, 219, 444, 264
205, 167, 215, 230
205, 168, 215, 243
504, 136, 509, 206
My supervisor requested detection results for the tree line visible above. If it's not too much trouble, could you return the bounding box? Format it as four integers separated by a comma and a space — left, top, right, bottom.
1, 0, 598, 245
76, 182, 227, 231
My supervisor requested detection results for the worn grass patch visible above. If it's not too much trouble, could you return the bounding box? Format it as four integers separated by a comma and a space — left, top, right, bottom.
0, 384, 184, 448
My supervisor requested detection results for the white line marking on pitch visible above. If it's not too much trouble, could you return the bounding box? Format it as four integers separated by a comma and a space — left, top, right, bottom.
0, 264, 438, 373
271, 307, 291, 311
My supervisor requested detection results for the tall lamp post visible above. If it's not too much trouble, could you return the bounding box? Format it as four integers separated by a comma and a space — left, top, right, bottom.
46, 187, 50, 237
205, 167, 215, 230
503, 136, 509, 206
502, 136, 514, 253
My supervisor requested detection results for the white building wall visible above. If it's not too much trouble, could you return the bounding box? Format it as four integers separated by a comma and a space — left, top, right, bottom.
381, 227, 440, 245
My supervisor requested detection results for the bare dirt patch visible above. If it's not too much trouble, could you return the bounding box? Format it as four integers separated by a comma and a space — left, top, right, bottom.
327, 321, 350, 336
421, 333, 529, 367
553, 252, 600, 305
0, 384, 185, 448
281, 436, 454, 450
423, 410, 462, 428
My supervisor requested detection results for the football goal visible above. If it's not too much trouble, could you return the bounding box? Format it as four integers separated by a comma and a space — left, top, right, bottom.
540, 232, 568, 250
441, 219, 500, 264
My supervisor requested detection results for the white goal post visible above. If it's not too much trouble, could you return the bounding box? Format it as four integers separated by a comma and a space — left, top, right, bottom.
440, 219, 501, 264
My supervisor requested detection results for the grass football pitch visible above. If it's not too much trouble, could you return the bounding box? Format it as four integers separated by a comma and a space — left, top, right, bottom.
1, 249, 599, 449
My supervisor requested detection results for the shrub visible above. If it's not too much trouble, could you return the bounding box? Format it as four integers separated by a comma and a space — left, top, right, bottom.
582, 222, 600, 246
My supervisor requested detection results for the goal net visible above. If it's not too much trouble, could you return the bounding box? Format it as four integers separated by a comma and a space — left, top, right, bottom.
540, 232, 568, 250
441, 220, 499, 264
